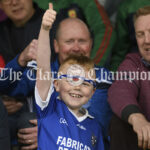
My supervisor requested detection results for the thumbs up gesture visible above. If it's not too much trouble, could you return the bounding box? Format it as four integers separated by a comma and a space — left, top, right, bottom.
42, 3, 57, 30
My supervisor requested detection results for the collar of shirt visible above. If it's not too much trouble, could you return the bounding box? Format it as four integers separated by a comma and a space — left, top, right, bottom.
68, 107, 94, 122
141, 58, 150, 68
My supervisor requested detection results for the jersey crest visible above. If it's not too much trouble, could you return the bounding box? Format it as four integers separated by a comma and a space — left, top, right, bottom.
91, 133, 97, 147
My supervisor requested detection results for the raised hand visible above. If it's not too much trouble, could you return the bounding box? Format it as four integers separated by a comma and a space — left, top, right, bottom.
42, 3, 57, 31
18, 39, 38, 67
36, 3, 56, 101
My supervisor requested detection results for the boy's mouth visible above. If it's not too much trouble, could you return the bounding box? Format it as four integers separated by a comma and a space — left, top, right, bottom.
69, 93, 82, 98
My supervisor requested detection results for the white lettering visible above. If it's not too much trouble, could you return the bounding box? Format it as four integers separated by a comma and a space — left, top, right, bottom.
66, 138, 72, 147
59, 118, 68, 126
72, 140, 77, 149
56, 136, 91, 150
60, 137, 66, 146
80, 143, 83, 149
57, 136, 63, 145
141, 71, 147, 80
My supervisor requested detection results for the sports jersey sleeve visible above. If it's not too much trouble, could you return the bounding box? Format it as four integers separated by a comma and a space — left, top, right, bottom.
35, 83, 54, 110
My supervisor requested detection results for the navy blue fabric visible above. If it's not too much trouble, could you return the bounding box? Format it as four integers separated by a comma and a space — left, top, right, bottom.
0, 98, 11, 150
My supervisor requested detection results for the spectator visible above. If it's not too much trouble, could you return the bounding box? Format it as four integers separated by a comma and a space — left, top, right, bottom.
0, 0, 45, 63
110, 0, 150, 71
0, 8, 7, 21
102, 0, 125, 24
108, 6, 150, 150
0, 2, 112, 150
34, 0, 116, 67
0, 0, 44, 149
0, 56, 9, 150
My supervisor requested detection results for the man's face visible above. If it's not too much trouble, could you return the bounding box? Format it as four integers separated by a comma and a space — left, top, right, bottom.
0, 0, 34, 26
135, 14, 150, 63
54, 18, 93, 64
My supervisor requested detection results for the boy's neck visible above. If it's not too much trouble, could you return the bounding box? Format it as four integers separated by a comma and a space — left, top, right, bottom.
69, 107, 86, 117
76, 111, 84, 117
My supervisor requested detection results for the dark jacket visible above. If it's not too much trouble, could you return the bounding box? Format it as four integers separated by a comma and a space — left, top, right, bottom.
0, 98, 10, 150
0, 3, 44, 63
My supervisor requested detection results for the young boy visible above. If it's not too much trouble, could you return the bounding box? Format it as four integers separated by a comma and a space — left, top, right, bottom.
35, 3, 104, 150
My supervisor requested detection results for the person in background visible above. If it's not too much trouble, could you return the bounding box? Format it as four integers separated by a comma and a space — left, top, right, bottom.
0, 0, 44, 149
0, 8, 6, 21
34, 0, 116, 68
100, 0, 125, 25
108, 6, 150, 150
0, 55, 10, 150
110, 0, 150, 71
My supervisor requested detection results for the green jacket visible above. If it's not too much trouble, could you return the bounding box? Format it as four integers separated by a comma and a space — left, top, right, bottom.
110, 0, 150, 71
34, 0, 116, 67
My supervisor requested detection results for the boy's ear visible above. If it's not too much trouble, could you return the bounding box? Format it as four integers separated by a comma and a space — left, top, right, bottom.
54, 39, 59, 53
93, 87, 96, 94
91, 87, 96, 98
54, 80, 59, 92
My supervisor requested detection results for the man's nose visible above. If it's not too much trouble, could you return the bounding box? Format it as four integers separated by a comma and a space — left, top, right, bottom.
72, 42, 80, 52
145, 32, 150, 43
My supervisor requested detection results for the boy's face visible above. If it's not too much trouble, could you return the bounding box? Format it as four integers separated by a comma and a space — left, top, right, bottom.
54, 64, 95, 114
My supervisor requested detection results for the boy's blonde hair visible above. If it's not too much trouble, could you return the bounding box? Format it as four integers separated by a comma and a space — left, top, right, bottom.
133, 6, 150, 23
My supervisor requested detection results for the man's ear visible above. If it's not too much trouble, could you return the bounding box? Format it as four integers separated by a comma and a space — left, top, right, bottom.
90, 38, 93, 51
54, 80, 59, 92
54, 39, 59, 53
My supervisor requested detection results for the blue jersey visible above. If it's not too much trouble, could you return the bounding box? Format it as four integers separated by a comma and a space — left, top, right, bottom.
35, 86, 104, 150
0, 56, 112, 138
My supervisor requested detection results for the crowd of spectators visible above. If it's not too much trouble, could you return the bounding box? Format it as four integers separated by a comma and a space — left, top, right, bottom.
0, 0, 150, 149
